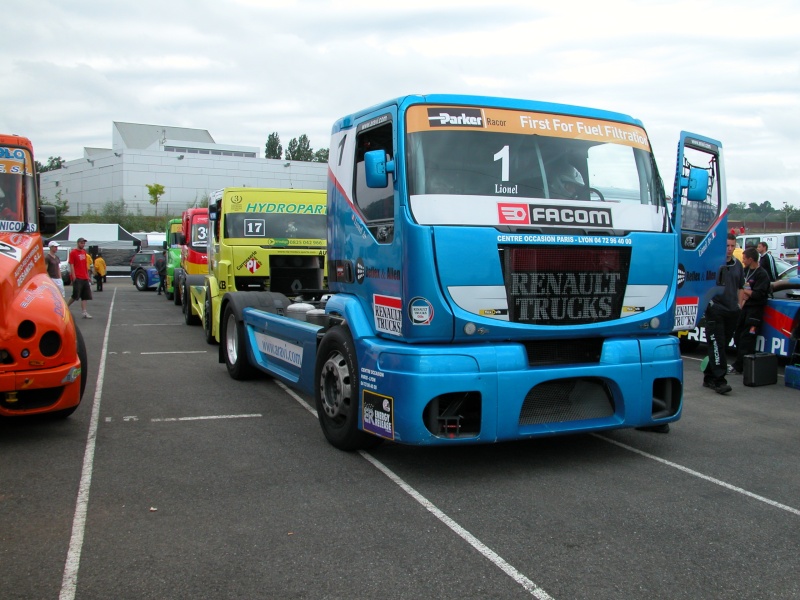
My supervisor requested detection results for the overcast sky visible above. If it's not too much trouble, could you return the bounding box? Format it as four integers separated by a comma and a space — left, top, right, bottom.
2, 0, 798, 207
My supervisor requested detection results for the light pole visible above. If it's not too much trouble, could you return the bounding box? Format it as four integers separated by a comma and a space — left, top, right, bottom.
784, 202, 789, 231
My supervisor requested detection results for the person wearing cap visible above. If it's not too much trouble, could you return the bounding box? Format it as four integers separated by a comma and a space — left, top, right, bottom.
67, 238, 93, 318
45, 241, 65, 298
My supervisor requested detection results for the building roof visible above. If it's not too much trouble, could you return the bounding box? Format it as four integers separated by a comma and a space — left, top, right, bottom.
46, 223, 140, 247
113, 122, 215, 150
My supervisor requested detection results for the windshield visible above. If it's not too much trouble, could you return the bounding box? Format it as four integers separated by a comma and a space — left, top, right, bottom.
406, 105, 666, 232
0, 146, 36, 232
190, 219, 209, 252
223, 212, 326, 247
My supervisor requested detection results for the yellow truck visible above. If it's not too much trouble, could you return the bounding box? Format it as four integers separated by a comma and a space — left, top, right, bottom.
182, 188, 327, 347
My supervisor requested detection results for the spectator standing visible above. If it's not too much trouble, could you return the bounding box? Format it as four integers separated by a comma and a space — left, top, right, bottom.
86, 251, 94, 281
757, 241, 778, 282
702, 234, 742, 394
94, 251, 107, 291
155, 250, 167, 296
730, 247, 771, 374
67, 237, 93, 319
733, 243, 743, 263
45, 240, 65, 298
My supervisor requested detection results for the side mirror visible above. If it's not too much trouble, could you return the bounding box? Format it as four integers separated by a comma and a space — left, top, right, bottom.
162, 240, 167, 250
682, 167, 709, 202
39, 204, 57, 235
364, 150, 395, 189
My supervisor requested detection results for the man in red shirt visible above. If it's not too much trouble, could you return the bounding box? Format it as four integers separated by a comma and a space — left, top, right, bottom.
67, 237, 93, 318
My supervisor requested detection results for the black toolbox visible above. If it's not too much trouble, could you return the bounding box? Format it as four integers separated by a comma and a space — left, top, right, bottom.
743, 352, 778, 387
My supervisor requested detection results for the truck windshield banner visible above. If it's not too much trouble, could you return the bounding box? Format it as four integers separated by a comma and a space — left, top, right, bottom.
407, 106, 650, 151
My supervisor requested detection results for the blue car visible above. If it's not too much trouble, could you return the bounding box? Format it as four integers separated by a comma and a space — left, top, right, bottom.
130, 250, 160, 291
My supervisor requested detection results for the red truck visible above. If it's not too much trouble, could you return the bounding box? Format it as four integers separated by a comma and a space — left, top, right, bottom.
0, 134, 87, 417
172, 207, 208, 306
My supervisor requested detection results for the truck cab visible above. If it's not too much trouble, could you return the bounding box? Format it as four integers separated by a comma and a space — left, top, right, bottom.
0, 135, 87, 417
221, 95, 725, 450
182, 188, 326, 344
171, 207, 208, 306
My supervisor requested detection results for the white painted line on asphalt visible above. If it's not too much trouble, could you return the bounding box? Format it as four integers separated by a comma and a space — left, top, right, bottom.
114, 322, 186, 326
60, 288, 116, 600
151, 414, 262, 422
594, 434, 800, 517
140, 350, 209, 355
274, 380, 554, 599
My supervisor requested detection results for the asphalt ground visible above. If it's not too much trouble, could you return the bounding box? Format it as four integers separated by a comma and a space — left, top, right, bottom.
2, 279, 799, 600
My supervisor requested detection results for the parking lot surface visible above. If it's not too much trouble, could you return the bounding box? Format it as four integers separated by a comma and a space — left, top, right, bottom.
2, 280, 799, 599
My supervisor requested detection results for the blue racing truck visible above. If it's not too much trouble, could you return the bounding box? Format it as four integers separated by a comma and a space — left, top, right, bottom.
218, 94, 726, 450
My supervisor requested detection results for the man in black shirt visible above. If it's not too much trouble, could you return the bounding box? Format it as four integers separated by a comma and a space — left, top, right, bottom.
730, 247, 771, 374
155, 251, 167, 296
703, 234, 742, 394
757, 241, 778, 282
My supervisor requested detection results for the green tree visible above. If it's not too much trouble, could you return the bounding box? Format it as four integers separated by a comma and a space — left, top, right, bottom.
35, 156, 64, 173
265, 132, 282, 159
146, 183, 166, 217
40, 190, 70, 227
285, 134, 314, 162
313, 148, 329, 163
99, 199, 128, 223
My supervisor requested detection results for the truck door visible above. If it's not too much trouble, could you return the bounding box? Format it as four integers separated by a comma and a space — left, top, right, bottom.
673, 132, 726, 331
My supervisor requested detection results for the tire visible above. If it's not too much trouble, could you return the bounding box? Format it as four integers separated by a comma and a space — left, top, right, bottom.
135, 270, 149, 291
183, 282, 200, 325
203, 287, 216, 344
49, 326, 88, 419
222, 304, 257, 380
314, 326, 382, 451
166, 289, 174, 301
173, 280, 182, 306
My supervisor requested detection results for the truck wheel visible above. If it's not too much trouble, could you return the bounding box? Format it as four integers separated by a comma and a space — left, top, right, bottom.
203, 287, 216, 345
183, 282, 199, 325
314, 326, 382, 451
50, 326, 88, 419
135, 270, 149, 291
222, 305, 257, 380
173, 282, 182, 306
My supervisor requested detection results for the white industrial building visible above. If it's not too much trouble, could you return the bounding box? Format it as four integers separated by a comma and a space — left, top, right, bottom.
38, 122, 328, 216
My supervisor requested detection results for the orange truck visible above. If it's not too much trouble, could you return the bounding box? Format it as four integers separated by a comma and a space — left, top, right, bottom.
0, 134, 87, 417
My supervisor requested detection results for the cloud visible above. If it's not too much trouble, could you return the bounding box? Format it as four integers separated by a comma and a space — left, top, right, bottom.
1, 0, 798, 206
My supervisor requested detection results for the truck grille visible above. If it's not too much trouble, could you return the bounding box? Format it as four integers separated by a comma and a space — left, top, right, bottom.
519, 378, 614, 425
502, 245, 631, 326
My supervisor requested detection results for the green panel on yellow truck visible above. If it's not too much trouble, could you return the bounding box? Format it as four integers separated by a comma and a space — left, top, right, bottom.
182, 188, 326, 346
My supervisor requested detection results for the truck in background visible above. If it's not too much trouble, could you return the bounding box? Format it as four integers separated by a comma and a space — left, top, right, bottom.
162, 217, 182, 301
171, 207, 208, 306
216, 94, 726, 450
0, 134, 87, 417
182, 188, 326, 344
736, 232, 800, 263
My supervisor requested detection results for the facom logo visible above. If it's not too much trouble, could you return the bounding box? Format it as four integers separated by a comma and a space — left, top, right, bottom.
528, 204, 613, 227
498, 203, 529, 224
427, 108, 484, 128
